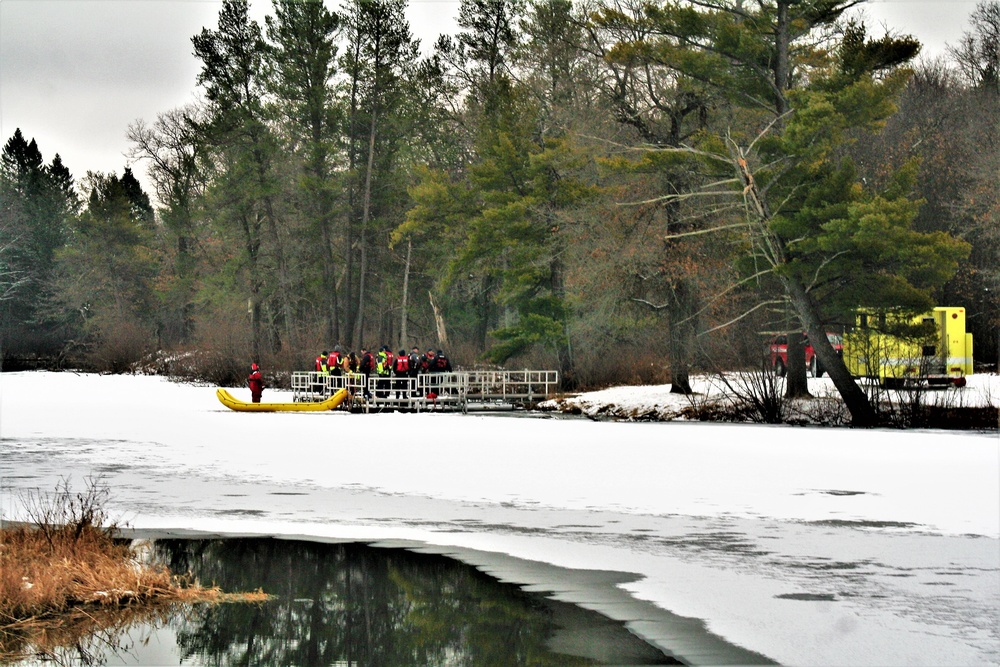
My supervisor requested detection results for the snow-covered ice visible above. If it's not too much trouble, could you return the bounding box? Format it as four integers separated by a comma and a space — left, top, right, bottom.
1, 371, 998, 665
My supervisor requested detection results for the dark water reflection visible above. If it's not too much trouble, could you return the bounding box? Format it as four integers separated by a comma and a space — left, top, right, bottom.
106, 537, 674, 667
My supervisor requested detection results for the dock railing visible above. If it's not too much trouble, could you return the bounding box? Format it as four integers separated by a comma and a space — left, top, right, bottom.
291, 369, 559, 411
465, 370, 560, 405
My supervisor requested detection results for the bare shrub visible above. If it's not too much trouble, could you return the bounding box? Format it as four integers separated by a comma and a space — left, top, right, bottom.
18, 477, 119, 548
171, 310, 253, 385
570, 339, 672, 389
83, 319, 156, 374
787, 384, 852, 426
678, 390, 735, 421
710, 369, 786, 424
857, 378, 999, 430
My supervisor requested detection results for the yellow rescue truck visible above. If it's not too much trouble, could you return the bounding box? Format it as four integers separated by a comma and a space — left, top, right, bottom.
843, 307, 973, 388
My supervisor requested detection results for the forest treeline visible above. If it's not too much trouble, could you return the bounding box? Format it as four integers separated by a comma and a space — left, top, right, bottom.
1, 0, 997, 407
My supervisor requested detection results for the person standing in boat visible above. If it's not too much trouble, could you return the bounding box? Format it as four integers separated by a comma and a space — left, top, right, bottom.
248, 363, 264, 403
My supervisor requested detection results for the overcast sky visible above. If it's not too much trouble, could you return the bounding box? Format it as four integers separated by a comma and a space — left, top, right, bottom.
0, 0, 984, 198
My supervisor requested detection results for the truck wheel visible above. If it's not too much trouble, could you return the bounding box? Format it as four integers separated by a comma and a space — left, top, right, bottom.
774, 359, 786, 377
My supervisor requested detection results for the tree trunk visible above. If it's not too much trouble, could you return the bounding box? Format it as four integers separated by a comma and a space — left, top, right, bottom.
319, 212, 340, 345
734, 149, 876, 425
344, 26, 363, 349
551, 253, 576, 389
429, 290, 449, 348
352, 110, 378, 348
177, 234, 194, 343
262, 192, 295, 350
399, 238, 411, 349
784, 277, 878, 426
310, 119, 340, 346
667, 280, 696, 394
352, 238, 367, 347
784, 331, 811, 398
241, 212, 263, 364
476, 275, 495, 351
774, 0, 791, 116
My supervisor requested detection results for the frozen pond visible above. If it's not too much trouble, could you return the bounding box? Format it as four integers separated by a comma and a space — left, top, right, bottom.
1, 372, 998, 665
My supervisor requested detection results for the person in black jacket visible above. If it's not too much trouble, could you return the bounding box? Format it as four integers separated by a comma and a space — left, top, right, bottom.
359, 347, 374, 399
435, 349, 452, 372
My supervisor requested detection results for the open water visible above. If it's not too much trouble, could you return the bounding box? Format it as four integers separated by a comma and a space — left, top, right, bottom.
10, 537, 677, 666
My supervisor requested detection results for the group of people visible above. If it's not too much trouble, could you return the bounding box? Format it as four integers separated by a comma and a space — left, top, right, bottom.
314, 345, 454, 399
313, 345, 452, 378
244, 345, 455, 405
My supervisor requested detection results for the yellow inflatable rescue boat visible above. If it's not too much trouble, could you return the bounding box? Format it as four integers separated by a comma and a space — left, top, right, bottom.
216, 388, 348, 412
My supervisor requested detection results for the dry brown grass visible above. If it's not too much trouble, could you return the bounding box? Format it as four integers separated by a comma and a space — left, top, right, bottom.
0, 523, 268, 663
0, 478, 268, 664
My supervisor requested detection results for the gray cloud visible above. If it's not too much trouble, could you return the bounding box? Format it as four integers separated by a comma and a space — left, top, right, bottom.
0, 0, 981, 195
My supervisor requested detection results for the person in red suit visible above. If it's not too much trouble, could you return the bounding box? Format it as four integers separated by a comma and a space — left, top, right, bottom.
248, 363, 264, 403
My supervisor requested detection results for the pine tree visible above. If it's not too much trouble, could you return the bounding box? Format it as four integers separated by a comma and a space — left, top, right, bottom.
624, 3, 968, 423
339, 0, 419, 347
193, 0, 285, 360
51, 170, 158, 370
265, 0, 343, 344
0, 129, 77, 358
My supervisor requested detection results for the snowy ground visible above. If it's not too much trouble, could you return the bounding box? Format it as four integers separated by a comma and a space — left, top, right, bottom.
541, 372, 999, 423
1, 371, 998, 665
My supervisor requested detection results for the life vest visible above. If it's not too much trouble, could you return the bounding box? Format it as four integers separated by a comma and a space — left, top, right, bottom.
376, 350, 390, 376
394, 355, 410, 373
315, 355, 327, 373
327, 351, 340, 369
435, 355, 449, 370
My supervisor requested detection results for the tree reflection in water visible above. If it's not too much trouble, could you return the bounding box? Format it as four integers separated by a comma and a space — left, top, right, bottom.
154, 538, 675, 666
